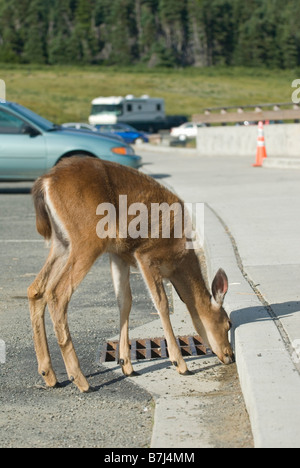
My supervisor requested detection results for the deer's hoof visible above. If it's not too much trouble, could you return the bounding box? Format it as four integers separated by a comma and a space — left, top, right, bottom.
83, 386, 96, 393
52, 382, 62, 388
128, 371, 140, 377
180, 369, 194, 376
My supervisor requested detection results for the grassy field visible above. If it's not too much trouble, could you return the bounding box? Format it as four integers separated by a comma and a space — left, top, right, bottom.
0, 65, 298, 123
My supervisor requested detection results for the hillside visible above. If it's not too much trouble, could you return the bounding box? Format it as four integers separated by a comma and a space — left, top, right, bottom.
0, 66, 296, 123
0, 0, 300, 68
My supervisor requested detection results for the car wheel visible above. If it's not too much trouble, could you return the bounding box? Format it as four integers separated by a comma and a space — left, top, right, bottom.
56, 152, 95, 165
134, 137, 144, 144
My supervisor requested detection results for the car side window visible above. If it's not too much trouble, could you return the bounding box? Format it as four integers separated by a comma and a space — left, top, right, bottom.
0, 109, 25, 134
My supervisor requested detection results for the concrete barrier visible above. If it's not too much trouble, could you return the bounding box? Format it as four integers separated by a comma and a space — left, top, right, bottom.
197, 124, 300, 158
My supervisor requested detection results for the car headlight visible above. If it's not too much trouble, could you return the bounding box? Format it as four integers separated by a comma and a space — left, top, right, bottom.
112, 146, 135, 156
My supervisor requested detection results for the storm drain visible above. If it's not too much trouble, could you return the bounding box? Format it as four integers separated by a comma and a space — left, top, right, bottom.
100, 335, 211, 363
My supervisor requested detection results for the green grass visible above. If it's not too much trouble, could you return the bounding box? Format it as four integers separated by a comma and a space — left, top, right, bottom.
0, 64, 298, 123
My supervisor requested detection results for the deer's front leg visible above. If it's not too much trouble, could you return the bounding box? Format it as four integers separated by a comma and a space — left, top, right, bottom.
136, 254, 190, 376
110, 254, 135, 376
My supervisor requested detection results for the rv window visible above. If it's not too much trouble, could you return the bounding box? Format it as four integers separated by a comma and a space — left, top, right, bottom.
91, 104, 123, 116
127, 104, 132, 112
157, 104, 161, 111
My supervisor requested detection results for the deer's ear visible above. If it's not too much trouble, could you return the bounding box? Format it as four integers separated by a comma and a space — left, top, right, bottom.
211, 269, 228, 308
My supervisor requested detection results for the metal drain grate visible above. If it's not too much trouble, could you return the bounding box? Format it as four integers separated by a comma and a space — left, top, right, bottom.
100, 335, 211, 363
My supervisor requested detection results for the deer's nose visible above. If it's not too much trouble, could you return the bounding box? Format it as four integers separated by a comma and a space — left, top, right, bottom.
223, 352, 235, 365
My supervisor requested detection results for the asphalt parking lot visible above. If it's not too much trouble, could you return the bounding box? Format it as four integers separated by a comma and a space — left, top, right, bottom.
0, 176, 254, 449
0, 182, 155, 448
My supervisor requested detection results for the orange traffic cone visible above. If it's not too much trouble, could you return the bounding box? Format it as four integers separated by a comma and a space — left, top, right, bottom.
253, 121, 267, 167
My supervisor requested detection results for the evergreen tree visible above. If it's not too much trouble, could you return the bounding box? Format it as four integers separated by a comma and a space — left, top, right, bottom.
48, 0, 72, 64
0, 0, 299, 68
277, 0, 300, 68
23, 0, 48, 64
138, 0, 160, 63
158, 0, 188, 65
201, 0, 234, 66
186, 0, 207, 67
106, 0, 138, 65
0, 0, 24, 63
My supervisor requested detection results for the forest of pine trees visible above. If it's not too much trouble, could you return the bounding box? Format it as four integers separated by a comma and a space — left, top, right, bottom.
0, 0, 299, 68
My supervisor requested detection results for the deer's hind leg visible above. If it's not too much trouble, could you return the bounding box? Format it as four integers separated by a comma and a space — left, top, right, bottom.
110, 253, 135, 376
46, 246, 100, 393
28, 243, 69, 388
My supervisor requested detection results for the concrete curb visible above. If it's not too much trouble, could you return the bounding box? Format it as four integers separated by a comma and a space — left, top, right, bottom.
263, 158, 300, 169
204, 205, 300, 448
102, 203, 300, 448
102, 157, 300, 448
101, 285, 222, 448
134, 143, 198, 156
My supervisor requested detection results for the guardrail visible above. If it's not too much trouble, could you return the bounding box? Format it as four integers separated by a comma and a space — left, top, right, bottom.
193, 102, 300, 125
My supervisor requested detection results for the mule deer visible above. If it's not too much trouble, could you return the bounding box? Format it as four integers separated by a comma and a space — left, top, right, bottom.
28, 157, 233, 393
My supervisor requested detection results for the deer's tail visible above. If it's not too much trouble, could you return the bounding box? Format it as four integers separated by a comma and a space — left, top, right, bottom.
31, 178, 52, 241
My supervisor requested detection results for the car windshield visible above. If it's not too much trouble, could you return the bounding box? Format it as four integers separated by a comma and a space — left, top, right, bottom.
9, 102, 55, 131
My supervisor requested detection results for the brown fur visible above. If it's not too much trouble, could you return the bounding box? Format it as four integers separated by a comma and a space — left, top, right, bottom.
28, 157, 233, 393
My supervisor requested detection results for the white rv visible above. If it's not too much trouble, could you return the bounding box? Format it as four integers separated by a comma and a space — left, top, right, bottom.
89, 95, 166, 131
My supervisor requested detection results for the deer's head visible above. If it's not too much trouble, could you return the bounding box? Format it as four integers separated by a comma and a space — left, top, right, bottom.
202, 269, 234, 365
